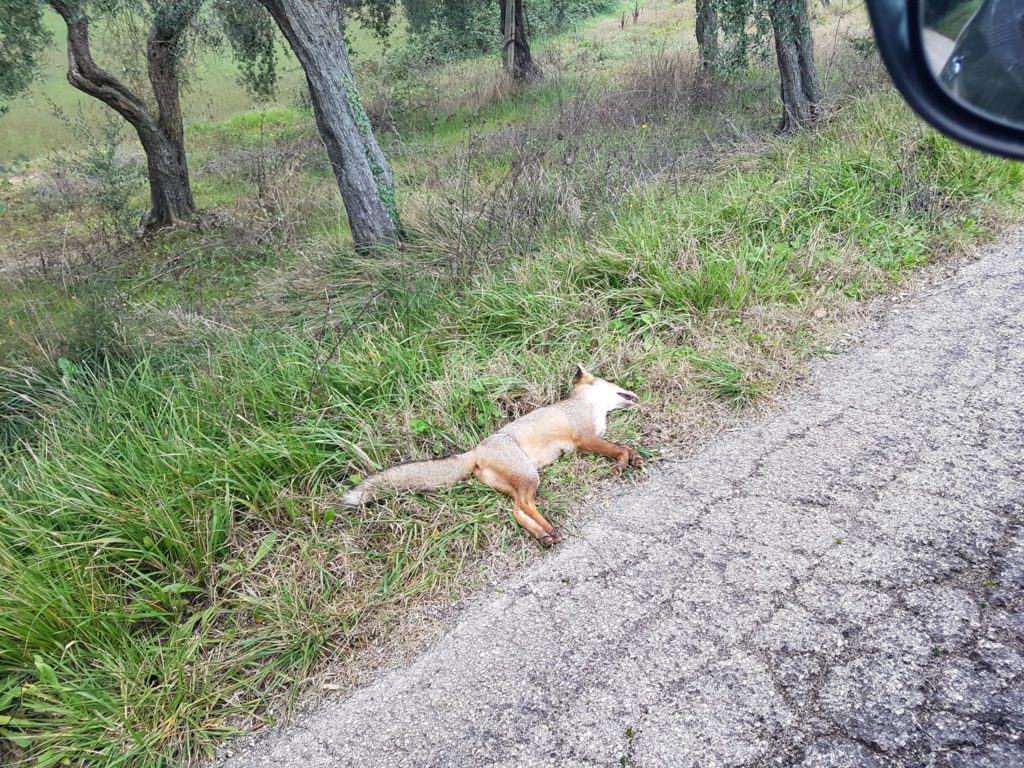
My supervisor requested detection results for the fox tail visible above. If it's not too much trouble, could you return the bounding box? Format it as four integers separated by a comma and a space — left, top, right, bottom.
342, 450, 477, 507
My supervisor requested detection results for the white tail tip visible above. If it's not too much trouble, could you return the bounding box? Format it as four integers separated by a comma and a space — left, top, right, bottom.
342, 488, 364, 507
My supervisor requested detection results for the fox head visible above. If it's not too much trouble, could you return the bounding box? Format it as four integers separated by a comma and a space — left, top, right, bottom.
573, 364, 639, 412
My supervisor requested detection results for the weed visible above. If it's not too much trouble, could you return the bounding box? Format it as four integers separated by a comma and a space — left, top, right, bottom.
32, 108, 145, 240
621, 724, 637, 765
692, 356, 762, 407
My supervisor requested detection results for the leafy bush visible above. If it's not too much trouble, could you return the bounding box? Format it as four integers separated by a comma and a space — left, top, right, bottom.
399, 0, 620, 65
42, 109, 146, 234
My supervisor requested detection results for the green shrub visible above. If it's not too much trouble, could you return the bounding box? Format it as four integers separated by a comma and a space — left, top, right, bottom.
398, 0, 620, 65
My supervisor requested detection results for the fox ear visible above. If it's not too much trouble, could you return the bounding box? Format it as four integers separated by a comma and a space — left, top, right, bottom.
574, 364, 595, 385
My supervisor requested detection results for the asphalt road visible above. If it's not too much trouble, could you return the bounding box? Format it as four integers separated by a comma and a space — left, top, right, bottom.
220, 231, 1024, 767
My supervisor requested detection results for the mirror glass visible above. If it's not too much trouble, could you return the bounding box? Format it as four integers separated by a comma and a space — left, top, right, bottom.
921, 0, 1024, 128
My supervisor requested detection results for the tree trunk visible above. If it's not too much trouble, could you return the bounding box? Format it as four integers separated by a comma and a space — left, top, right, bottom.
142, 11, 197, 229
256, 0, 399, 252
695, 0, 719, 72
499, 0, 542, 82
137, 128, 195, 230
48, 0, 198, 231
768, 0, 820, 133
793, 0, 822, 105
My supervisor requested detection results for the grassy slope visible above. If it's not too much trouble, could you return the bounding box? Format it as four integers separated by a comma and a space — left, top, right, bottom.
1, 2, 1023, 767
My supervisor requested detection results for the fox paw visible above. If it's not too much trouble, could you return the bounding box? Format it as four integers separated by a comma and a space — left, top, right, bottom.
539, 529, 562, 547
612, 450, 643, 479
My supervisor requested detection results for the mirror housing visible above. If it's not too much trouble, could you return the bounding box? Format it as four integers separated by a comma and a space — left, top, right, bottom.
867, 0, 1024, 159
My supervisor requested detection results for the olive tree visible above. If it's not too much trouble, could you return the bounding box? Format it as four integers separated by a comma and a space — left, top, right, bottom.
695, 0, 719, 72
42, 1, 204, 230
398, 0, 540, 81
717, 0, 821, 132
222, 0, 399, 251
0, 1, 51, 113
767, 0, 821, 131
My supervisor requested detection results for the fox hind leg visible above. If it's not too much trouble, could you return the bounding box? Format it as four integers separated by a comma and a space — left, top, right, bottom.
477, 465, 559, 547
513, 483, 562, 546
474, 437, 561, 547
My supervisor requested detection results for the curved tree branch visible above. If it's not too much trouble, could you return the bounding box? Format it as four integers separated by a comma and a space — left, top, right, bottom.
47, 0, 158, 131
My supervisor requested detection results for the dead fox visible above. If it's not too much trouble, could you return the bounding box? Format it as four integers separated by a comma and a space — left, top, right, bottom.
342, 366, 643, 546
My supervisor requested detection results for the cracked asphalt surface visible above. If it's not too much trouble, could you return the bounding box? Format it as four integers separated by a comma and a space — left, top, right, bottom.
220, 232, 1024, 767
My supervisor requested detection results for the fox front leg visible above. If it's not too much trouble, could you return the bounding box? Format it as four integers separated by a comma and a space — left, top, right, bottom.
574, 435, 644, 477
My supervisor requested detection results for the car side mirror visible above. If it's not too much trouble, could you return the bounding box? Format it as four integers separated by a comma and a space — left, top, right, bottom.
867, 0, 1024, 159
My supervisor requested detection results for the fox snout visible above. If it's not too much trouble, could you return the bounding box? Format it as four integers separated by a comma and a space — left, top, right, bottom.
617, 390, 639, 408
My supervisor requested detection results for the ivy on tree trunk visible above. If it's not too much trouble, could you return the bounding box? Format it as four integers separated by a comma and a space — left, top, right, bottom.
256, 0, 399, 252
